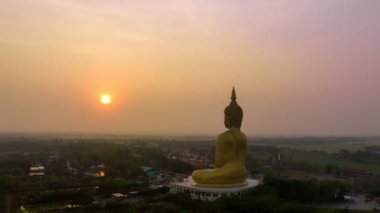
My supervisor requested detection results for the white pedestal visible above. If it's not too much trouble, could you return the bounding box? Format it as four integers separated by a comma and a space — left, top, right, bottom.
169, 177, 260, 201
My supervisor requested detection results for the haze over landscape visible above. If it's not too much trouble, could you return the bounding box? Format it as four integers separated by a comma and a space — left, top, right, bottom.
1, 0, 380, 135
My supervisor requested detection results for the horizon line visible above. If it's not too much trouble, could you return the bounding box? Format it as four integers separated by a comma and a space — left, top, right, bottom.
0, 130, 379, 139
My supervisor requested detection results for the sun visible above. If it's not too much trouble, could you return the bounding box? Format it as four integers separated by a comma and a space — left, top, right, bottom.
100, 94, 112, 105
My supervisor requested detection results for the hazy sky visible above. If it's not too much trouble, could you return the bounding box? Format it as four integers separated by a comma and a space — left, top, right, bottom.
1, 0, 380, 136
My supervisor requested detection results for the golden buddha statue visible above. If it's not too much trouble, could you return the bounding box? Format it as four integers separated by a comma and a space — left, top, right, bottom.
192, 87, 248, 187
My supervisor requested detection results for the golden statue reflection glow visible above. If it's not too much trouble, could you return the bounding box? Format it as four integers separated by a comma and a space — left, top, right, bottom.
192, 87, 248, 187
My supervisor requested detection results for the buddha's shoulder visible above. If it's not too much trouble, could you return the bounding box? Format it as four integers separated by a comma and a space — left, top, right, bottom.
217, 130, 231, 139
217, 130, 247, 141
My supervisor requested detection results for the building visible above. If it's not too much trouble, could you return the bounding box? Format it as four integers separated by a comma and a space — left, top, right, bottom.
87, 164, 106, 177
112, 193, 126, 200
141, 166, 159, 177
29, 166, 45, 176
46, 154, 59, 164
66, 160, 78, 175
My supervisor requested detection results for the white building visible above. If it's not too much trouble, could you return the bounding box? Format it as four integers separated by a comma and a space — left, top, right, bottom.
29, 166, 45, 176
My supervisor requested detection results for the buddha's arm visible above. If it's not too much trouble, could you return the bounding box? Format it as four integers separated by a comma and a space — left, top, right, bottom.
215, 139, 224, 167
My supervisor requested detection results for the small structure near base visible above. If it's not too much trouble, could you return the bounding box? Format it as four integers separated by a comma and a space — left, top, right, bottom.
169, 176, 259, 201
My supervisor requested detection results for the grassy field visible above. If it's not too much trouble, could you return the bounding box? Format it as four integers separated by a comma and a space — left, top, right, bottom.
250, 138, 380, 175
284, 144, 365, 153
251, 137, 380, 154
283, 149, 380, 176
281, 169, 339, 181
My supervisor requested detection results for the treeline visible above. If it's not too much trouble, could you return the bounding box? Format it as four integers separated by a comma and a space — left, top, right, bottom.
334, 149, 380, 163
30, 188, 94, 205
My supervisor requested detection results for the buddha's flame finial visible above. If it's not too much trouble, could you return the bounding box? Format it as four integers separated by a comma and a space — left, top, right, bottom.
231, 87, 237, 102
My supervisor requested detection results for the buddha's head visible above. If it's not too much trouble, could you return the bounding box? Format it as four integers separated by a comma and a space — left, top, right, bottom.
224, 87, 243, 129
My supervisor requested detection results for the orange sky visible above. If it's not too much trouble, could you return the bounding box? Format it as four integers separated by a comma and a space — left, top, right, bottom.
1, 0, 380, 136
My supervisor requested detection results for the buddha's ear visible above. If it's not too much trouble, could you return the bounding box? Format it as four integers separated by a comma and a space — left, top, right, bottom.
224, 116, 231, 129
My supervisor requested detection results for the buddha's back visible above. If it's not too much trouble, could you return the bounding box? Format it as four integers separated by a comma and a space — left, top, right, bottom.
191, 88, 248, 187
216, 128, 247, 179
